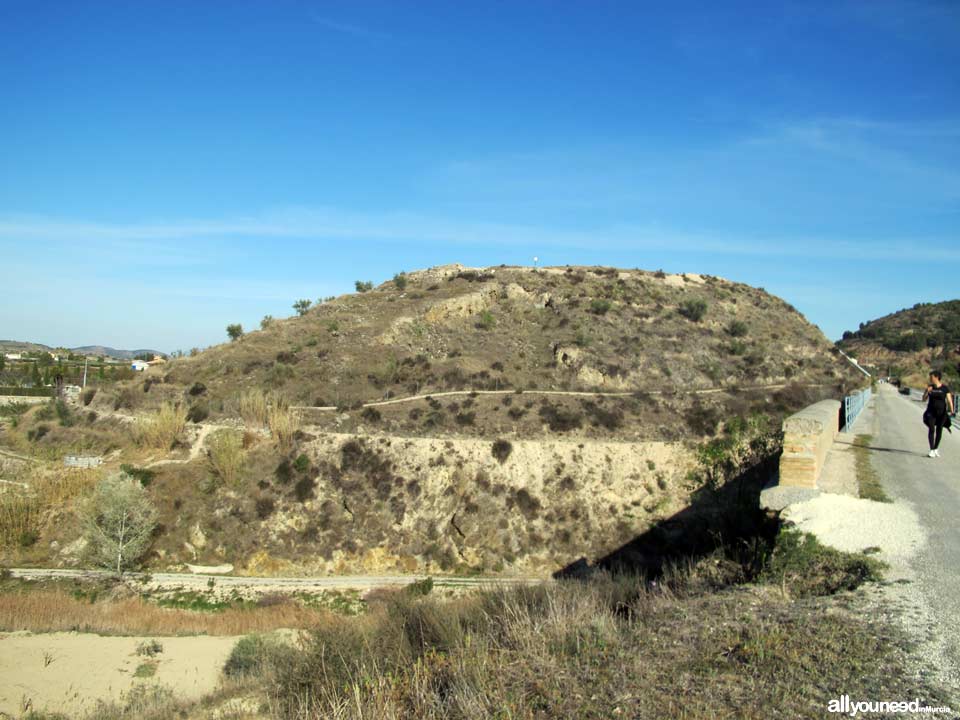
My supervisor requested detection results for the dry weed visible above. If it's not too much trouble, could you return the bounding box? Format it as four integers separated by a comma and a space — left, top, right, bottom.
268, 405, 299, 448
0, 589, 328, 635
136, 402, 187, 449
208, 430, 246, 488
238, 389, 272, 427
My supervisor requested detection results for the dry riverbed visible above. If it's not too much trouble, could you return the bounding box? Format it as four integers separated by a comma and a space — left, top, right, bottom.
0, 631, 240, 718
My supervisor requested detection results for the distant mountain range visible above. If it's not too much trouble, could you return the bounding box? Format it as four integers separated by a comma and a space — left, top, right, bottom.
0, 340, 165, 360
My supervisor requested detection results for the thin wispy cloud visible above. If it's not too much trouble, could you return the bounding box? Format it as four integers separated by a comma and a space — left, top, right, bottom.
309, 15, 390, 40
2, 209, 957, 263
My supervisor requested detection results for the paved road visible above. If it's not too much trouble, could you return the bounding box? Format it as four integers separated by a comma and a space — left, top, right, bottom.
866, 383, 960, 693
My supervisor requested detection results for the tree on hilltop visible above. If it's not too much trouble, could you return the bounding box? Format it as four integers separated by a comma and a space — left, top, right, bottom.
293, 299, 312, 316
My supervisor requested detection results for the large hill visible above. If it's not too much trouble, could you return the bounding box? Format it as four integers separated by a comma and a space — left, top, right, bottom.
6, 265, 863, 576
117, 264, 860, 441
838, 299, 960, 386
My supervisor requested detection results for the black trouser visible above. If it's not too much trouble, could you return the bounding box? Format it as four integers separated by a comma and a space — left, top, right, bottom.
925, 411, 946, 450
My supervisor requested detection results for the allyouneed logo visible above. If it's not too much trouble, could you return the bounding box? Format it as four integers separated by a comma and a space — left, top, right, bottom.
828, 695, 953, 716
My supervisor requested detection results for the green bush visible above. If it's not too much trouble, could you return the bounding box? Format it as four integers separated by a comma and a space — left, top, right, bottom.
405, 577, 434, 597
726, 320, 748, 337
355, 280, 374, 293
491, 439, 513, 464
226, 323, 244, 341
393, 272, 408, 290
759, 529, 885, 597
55, 400, 75, 427
477, 310, 495, 330
224, 634, 285, 678
679, 299, 708, 322
590, 299, 612, 315
292, 299, 312, 316
120, 464, 156, 487
538, 404, 582, 432
0, 386, 53, 398
186, 403, 208, 423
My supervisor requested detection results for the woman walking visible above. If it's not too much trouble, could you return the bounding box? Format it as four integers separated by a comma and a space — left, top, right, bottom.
922, 370, 954, 458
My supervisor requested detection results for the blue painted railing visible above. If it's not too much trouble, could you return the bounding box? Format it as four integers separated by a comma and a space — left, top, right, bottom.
842, 387, 872, 431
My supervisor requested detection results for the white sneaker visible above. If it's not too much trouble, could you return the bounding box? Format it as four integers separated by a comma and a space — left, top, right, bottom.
934, 449, 941, 457
928, 450, 937, 458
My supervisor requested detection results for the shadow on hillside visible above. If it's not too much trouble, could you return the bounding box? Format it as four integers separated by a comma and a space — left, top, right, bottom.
553, 455, 781, 580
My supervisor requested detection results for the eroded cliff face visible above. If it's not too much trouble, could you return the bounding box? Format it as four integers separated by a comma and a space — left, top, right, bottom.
235, 430, 696, 576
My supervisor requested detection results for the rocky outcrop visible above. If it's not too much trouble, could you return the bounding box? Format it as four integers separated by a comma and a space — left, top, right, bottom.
244, 431, 695, 576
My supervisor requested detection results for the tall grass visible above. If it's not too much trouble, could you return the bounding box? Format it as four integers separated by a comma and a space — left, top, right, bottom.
135, 402, 187, 449
0, 493, 40, 547
239, 389, 298, 446
247, 548, 910, 720
0, 588, 328, 635
0, 467, 100, 549
268, 405, 299, 448
208, 430, 246, 488
239, 388, 272, 426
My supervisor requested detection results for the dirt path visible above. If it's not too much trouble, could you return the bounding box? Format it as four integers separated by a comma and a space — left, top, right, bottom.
291, 381, 830, 411
144, 423, 217, 469
7, 567, 543, 594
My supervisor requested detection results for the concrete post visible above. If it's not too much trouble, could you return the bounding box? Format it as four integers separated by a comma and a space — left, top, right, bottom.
778, 400, 841, 488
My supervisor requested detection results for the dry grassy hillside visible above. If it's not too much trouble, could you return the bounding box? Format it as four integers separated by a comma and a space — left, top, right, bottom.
97, 264, 857, 439
1, 265, 863, 576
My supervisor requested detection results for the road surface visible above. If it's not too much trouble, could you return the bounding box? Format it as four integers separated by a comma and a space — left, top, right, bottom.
859, 383, 959, 695
6, 567, 542, 594
779, 382, 959, 698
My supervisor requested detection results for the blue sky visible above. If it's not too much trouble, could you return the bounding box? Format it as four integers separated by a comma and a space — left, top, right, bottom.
1, 0, 957, 352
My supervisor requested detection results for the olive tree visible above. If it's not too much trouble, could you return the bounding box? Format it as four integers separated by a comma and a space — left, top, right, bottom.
82, 473, 158, 575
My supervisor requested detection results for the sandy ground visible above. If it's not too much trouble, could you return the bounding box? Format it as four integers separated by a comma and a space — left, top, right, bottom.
0, 631, 240, 717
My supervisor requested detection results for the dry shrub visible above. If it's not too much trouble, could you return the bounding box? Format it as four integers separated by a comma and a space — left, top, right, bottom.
0, 494, 40, 548
268, 405, 299, 448
35, 466, 101, 507
0, 467, 100, 548
208, 430, 246, 488
274, 579, 630, 719
136, 402, 187, 449
267, 568, 923, 720
239, 388, 272, 426
91, 684, 191, 720
0, 589, 329, 635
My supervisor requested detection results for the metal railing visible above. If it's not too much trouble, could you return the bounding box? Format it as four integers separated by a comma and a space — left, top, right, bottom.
842, 387, 872, 431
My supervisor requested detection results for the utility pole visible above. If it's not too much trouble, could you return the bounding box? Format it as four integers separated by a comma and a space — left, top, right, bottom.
82, 357, 88, 388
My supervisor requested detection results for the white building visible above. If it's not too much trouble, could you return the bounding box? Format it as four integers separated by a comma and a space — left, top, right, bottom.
4, 353, 21, 360
131, 359, 149, 372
